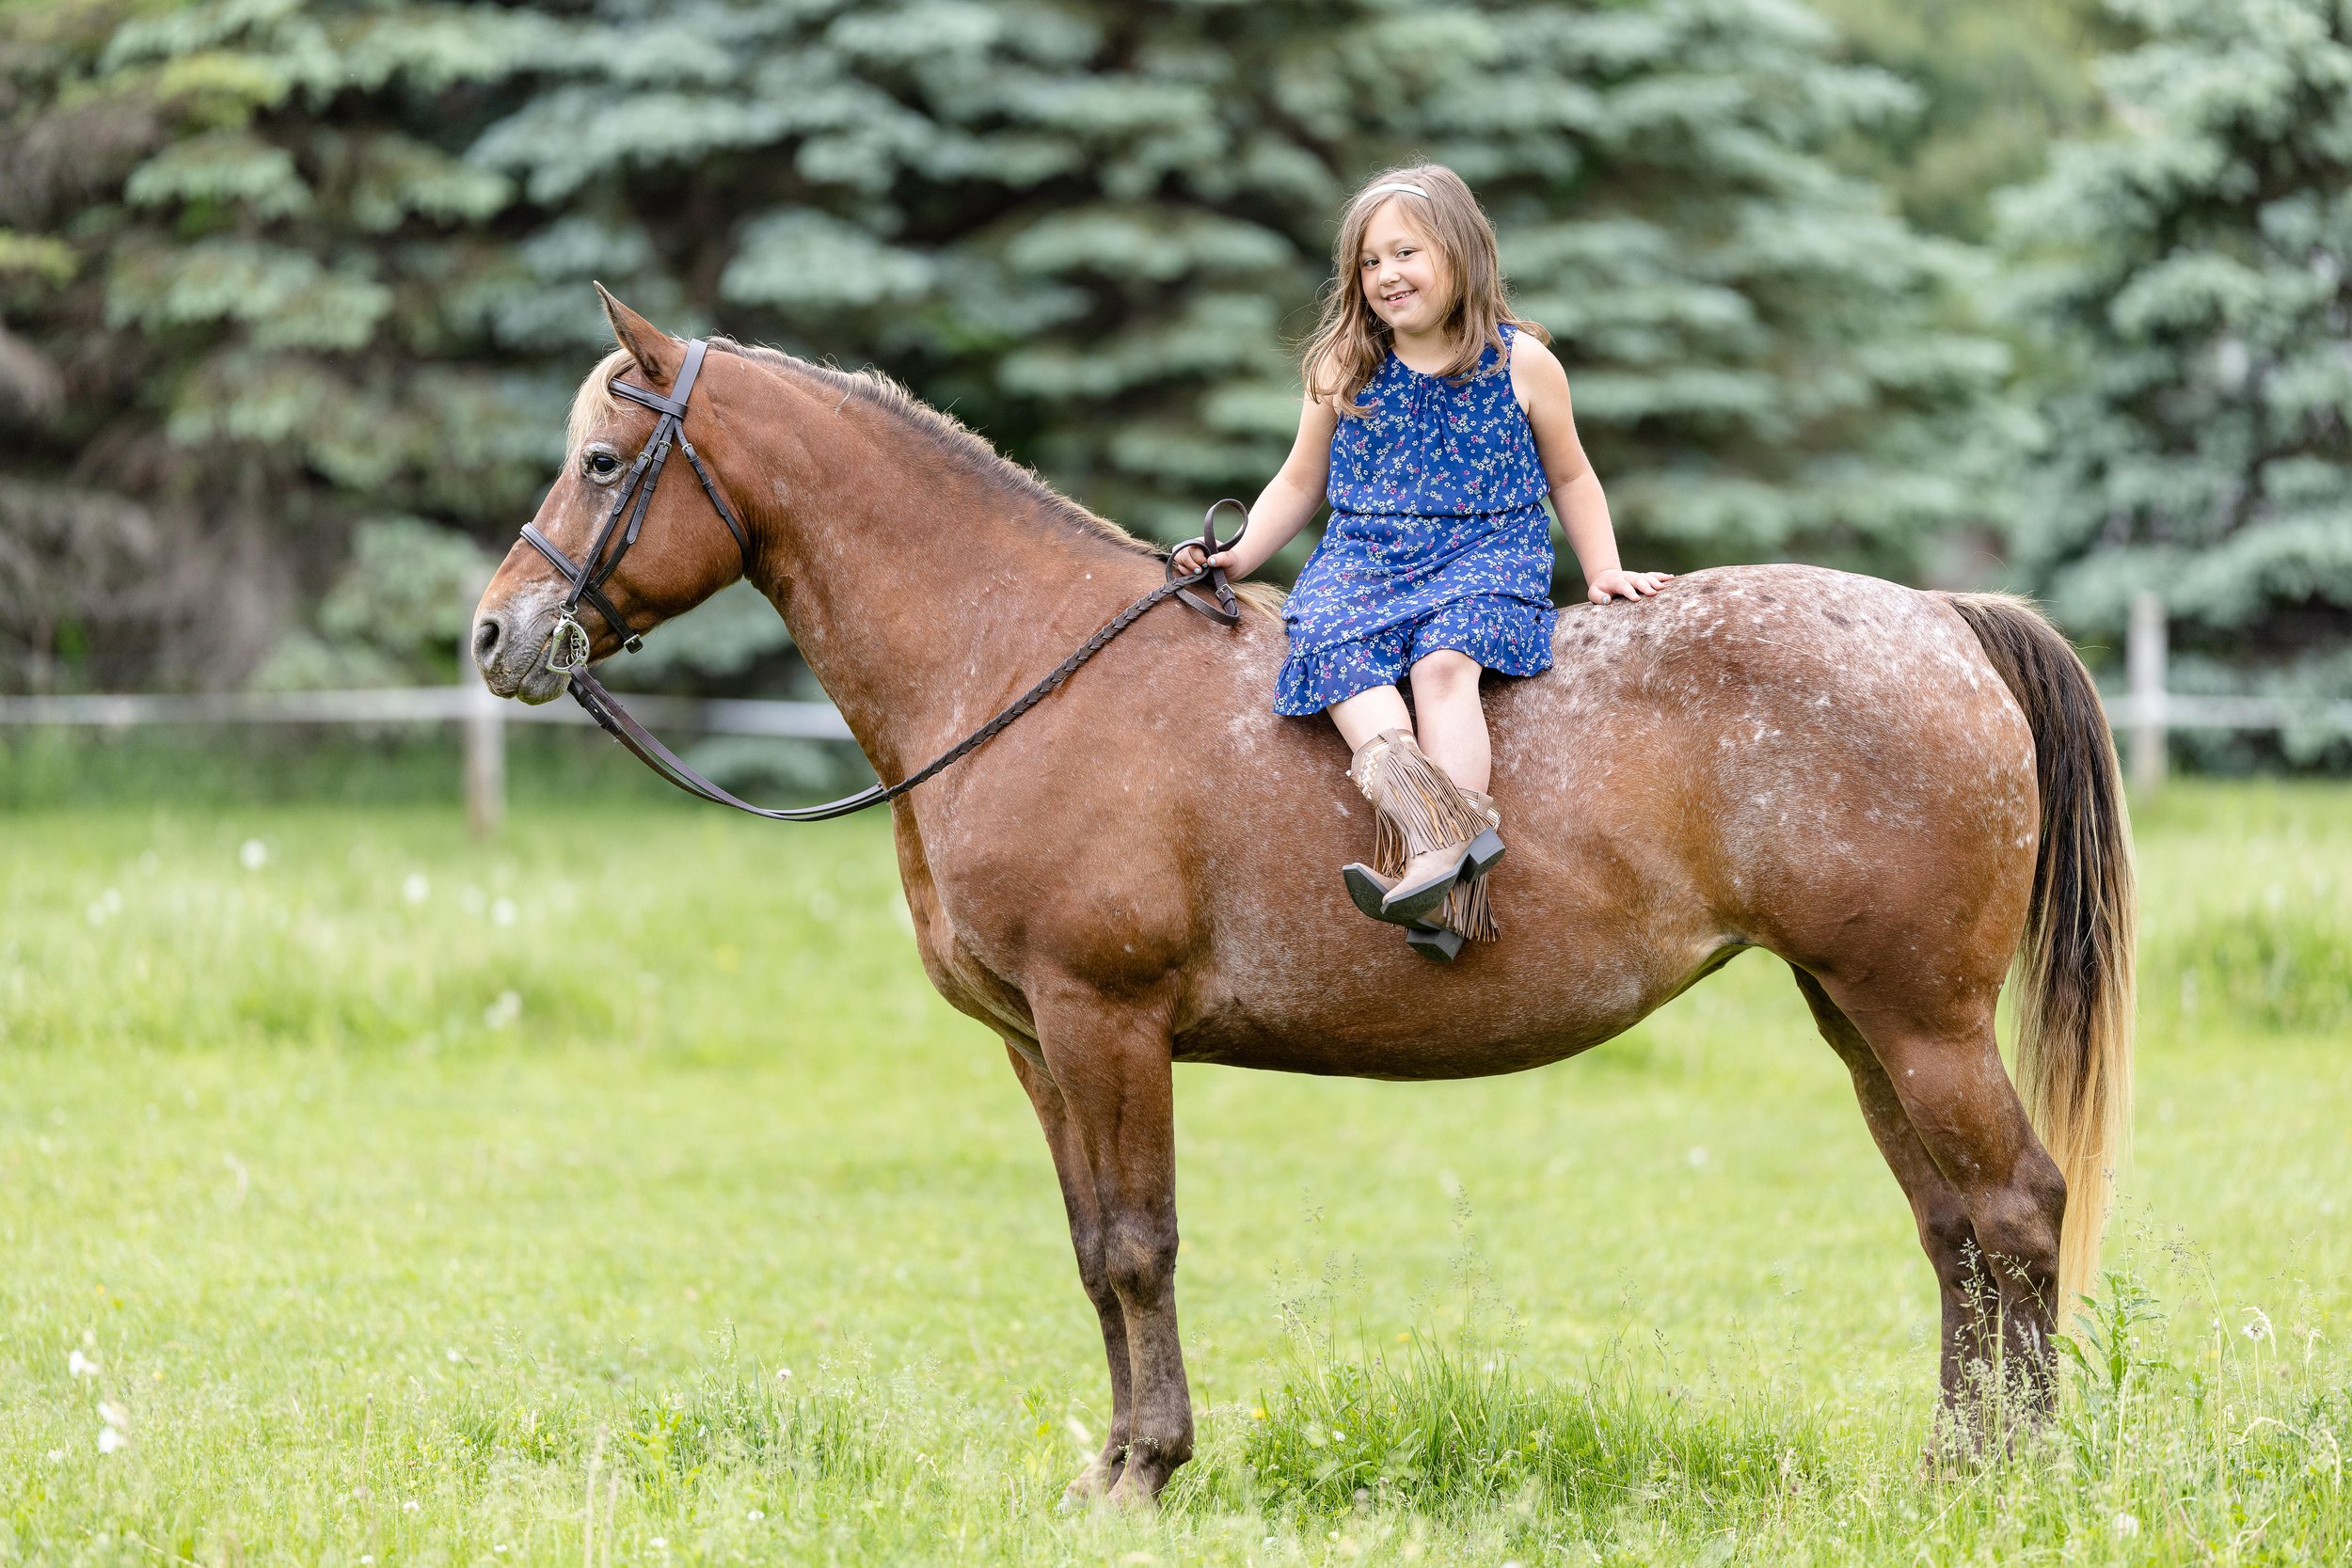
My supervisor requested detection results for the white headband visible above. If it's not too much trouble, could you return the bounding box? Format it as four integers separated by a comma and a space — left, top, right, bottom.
1363, 181, 1430, 200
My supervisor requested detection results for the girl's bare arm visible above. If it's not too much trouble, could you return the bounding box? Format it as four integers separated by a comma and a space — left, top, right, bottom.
1172, 396, 1339, 578
1509, 335, 1671, 604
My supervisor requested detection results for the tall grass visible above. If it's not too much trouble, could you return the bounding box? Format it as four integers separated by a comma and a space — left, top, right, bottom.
1232, 1240, 2348, 1560
2, 782, 2348, 1562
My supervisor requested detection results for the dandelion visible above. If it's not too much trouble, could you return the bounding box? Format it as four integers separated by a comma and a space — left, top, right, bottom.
484, 990, 522, 1029
86, 889, 122, 927
650, 1539, 668, 1551
69, 1349, 99, 1377
403, 873, 430, 905
240, 839, 268, 870
402, 1499, 419, 1513
2112, 1512, 2140, 1537
746, 1509, 764, 1523
1687, 1145, 1710, 1168
97, 1401, 130, 1453
445, 1348, 463, 1363
490, 896, 517, 927
361, 1556, 375, 1564
46, 1449, 64, 1462
776, 1367, 792, 1380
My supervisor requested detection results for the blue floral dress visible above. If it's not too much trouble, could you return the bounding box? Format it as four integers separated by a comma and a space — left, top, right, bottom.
1274, 321, 1558, 716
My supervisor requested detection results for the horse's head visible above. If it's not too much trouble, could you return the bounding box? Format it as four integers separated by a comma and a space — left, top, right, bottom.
472, 287, 756, 702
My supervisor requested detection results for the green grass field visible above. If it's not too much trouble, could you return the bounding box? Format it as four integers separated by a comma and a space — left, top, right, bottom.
3, 780, 2347, 1564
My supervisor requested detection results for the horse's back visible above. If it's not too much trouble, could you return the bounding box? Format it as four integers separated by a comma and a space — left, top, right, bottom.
1492, 563, 2038, 976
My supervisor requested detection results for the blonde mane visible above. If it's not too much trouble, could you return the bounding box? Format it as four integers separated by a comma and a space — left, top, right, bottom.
564, 340, 1282, 618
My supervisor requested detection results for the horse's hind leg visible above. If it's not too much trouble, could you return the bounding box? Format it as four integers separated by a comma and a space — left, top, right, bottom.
1791, 969, 2068, 1425
1791, 970, 1987, 1407
1004, 1038, 1136, 1507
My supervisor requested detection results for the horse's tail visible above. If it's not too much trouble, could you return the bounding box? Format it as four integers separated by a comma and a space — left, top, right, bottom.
1942, 592, 2137, 1324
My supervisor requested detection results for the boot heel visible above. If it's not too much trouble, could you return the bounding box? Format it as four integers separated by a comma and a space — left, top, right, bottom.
1406, 925, 1466, 963
1465, 827, 1505, 879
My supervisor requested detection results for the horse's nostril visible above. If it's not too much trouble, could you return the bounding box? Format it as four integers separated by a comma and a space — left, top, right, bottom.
472, 618, 501, 666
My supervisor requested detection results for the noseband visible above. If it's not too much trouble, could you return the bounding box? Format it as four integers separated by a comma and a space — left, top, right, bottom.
515, 338, 1247, 822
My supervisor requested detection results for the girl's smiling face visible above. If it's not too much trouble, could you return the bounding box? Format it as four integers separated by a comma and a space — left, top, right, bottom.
1359, 198, 1450, 336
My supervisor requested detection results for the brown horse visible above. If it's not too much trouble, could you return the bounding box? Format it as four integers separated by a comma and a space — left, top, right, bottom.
472, 293, 2134, 1505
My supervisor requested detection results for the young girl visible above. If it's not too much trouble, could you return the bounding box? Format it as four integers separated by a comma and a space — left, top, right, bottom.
1178, 164, 1669, 960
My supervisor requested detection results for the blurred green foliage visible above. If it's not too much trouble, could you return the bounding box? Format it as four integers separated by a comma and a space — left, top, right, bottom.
1814, 0, 2110, 241
4, 0, 2346, 741
3, 0, 2008, 696
1995, 0, 2352, 755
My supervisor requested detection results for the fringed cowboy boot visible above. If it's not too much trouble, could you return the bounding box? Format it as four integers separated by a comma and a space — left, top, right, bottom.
1404, 789, 1503, 963
1339, 730, 1504, 927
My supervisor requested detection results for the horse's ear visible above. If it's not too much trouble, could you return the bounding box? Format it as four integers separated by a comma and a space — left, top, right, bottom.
594, 281, 682, 388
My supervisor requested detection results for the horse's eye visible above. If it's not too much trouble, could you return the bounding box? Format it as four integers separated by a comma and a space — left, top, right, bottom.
582, 447, 622, 483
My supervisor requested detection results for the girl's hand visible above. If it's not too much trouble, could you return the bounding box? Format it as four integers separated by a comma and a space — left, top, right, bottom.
1171, 542, 1240, 578
1588, 568, 1672, 604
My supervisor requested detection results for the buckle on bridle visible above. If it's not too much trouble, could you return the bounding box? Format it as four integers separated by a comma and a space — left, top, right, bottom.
546, 612, 592, 673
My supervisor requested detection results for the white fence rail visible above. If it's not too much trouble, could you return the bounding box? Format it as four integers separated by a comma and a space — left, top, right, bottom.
0, 686, 852, 736
4, 592, 2345, 832
0, 682, 852, 839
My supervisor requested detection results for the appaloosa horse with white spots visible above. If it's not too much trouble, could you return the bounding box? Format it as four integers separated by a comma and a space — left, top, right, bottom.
472, 292, 2134, 1505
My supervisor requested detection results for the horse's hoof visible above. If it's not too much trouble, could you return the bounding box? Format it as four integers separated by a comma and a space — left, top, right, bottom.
1056, 1453, 1122, 1513
1406, 924, 1465, 962
1104, 1471, 1159, 1513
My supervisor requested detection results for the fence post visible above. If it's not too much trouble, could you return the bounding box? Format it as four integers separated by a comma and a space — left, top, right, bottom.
2127, 590, 2167, 797
460, 620, 505, 839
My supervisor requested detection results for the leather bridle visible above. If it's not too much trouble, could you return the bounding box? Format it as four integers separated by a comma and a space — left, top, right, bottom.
516, 337, 1248, 822
523, 337, 751, 673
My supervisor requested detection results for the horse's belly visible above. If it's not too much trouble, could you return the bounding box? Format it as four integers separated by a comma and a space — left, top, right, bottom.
1170, 1025, 1612, 1080
1172, 942, 1672, 1080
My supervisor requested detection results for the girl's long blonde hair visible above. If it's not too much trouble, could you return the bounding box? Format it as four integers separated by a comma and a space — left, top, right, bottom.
1301, 163, 1549, 417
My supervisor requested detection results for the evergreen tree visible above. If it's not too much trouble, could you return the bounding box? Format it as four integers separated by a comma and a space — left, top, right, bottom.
1, 0, 563, 689
1811, 0, 2108, 241
470, 0, 2009, 578
2, 0, 2007, 694
2000, 0, 2352, 758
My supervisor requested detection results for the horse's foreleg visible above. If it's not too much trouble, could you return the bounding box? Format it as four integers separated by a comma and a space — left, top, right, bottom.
1003, 1038, 1134, 1506
1030, 988, 1192, 1506
1790, 971, 1989, 1410
1807, 972, 2069, 1425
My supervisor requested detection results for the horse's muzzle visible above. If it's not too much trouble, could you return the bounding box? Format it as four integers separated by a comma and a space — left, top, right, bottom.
471, 598, 574, 705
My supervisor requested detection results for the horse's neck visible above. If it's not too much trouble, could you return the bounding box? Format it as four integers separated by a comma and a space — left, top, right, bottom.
742, 403, 1153, 784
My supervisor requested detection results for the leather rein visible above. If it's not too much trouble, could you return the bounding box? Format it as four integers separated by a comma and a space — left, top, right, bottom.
519, 338, 1249, 823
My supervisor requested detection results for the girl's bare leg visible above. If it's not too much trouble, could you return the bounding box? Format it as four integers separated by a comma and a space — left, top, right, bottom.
1327, 684, 1412, 752
1407, 650, 1489, 794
